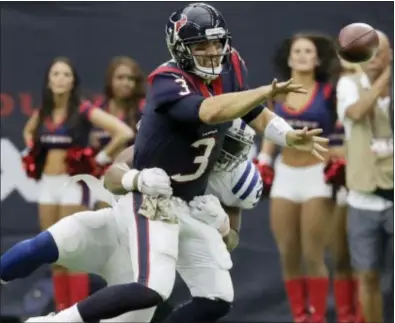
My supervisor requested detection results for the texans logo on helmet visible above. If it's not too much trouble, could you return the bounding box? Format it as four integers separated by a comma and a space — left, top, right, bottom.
174, 14, 187, 33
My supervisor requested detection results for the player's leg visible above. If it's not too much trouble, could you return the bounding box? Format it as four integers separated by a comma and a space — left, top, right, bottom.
25, 208, 155, 323
100, 246, 157, 323
1, 187, 59, 284
347, 206, 385, 323
1, 208, 115, 281
0, 229, 59, 283
22, 208, 130, 323
59, 179, 92, 305
329, 189, 355, 323
49, 192, 179, 323
165, 214, 233, 323
270, 161, 305, 322
99, 211, 156, 323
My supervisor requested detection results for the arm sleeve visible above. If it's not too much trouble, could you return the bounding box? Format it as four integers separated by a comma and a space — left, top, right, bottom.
150, 73, 205, 123
336, 76, 360, 124
235, 55, 264, 123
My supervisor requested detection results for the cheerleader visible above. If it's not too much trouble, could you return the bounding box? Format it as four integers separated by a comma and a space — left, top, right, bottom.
22, 57, 133, 311
256, 33, 341, 323
90, 56, 145, 208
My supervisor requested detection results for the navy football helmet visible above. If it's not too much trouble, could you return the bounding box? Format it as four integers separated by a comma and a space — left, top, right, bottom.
165, 3, 232, 80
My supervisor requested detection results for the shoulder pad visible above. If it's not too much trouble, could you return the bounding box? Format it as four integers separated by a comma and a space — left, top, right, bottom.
148, 63, 197, 91
230, 160, 263, 209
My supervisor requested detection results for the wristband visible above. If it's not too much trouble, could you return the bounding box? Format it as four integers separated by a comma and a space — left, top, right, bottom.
257, 152, 273, 165
95, 151, 112, 166
121, 169, 140, 191
264, 116, 293, 147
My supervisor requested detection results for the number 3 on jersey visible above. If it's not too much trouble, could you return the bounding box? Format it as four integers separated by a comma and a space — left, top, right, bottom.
175, 78, 191, 96
172, 138, 216, 182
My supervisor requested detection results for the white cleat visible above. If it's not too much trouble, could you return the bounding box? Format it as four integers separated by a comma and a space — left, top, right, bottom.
25, 312, 56, 322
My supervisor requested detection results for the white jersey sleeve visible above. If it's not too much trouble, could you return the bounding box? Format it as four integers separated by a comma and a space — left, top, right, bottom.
206, 160, 263, 209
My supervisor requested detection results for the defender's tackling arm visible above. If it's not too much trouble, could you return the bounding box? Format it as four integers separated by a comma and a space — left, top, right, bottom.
103, 146, 135, 195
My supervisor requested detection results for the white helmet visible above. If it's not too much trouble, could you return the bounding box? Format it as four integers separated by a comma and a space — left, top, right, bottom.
214, 118, 255, 172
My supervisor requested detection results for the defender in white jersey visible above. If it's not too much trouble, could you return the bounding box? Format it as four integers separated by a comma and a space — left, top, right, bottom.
11, 119, 262, 323
207, 118, 262, 210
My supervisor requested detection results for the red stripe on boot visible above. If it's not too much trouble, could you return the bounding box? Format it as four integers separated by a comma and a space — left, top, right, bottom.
306, 277, 329, 323
334, 279, 355, 323
68, 273, 90, 305
52, 272, 70, 311
285, 278, 309, 323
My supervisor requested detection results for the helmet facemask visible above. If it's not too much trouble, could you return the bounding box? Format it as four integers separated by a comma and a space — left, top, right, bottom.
187, 35, 231, 81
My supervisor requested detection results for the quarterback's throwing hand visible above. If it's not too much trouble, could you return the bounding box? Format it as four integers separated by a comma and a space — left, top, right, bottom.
270, 78, 308, 102
286, 127, 329, 161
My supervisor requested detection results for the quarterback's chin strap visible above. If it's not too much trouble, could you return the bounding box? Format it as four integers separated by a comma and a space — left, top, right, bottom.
264, 116, 293, 147
65, 175, 117, 206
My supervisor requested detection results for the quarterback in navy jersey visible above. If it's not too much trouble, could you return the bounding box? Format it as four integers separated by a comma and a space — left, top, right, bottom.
134, 13, 327, 203
133, 57, 262, 201
26, 3, 329, 323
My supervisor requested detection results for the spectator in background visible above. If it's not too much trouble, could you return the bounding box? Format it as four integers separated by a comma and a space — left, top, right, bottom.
327, 59, 364, 323
256, 33, 341, 323
22, 57, 133, 311
336, 31, 393, 323
90, 56, 145, 209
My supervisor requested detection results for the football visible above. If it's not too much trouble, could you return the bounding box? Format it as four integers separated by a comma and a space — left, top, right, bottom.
338, 23, 379, 63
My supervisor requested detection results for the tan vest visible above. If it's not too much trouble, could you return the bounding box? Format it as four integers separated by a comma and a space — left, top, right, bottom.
345, 74, 393, 192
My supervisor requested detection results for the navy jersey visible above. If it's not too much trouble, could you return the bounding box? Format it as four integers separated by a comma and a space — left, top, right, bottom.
133, 50, 263, 201
37, 100, 95, 149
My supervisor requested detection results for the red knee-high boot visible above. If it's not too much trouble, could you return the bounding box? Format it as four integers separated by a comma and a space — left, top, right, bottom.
285, 278, 309, 323
52, 272, 70, 311
306, 277, 329, 323
333, 278, 355, 322
68, 273, 90, 306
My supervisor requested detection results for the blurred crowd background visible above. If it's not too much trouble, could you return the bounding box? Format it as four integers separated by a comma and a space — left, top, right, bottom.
1, 2, 393, 323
